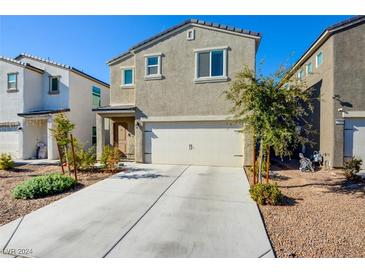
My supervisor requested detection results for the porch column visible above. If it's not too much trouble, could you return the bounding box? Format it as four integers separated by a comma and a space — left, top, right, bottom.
96, 113, 105, 160
47, 116, 57, 160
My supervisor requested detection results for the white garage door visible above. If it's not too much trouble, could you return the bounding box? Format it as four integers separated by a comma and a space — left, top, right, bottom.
144, 121, 244, 167
0, 131, 20, 159
344, 118, 365, 168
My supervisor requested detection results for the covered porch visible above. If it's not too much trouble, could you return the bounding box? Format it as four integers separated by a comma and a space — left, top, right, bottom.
17, 109, 70, 160
94, 106, 136, 161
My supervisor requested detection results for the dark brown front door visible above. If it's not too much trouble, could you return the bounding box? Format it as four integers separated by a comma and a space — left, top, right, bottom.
114, 122, 128, 156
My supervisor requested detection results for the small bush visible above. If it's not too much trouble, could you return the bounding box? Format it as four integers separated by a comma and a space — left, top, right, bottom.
100, 145, 121, 171
67, 138, 96, 170
344, 157, 362, 181
0, 153, 14, 170
249, 183, 283, 205
12, 173, 77, 199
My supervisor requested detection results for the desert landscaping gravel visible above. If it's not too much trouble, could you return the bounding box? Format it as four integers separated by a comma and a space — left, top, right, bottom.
254, 164, 365, 258
0, 164, 114, 226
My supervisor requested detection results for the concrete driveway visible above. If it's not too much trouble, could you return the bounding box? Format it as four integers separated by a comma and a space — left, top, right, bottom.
0, 164, 274, 258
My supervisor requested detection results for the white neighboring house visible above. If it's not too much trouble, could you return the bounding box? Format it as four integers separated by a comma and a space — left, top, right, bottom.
0, 54, 109, 160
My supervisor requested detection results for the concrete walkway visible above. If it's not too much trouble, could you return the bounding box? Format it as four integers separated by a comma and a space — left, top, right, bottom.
0, 164, 274, 258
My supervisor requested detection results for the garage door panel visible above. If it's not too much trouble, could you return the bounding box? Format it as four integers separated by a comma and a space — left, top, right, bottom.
344, 119, 365, 169
0, 131, 19, 158
144, 121, 243, 167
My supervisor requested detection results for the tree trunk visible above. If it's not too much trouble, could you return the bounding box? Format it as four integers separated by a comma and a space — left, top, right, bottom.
253, 136, 256, 184
257, 139, 264, 183
70, 134, 78, 181
64, 145, 71, 176
266, 145, 270, 184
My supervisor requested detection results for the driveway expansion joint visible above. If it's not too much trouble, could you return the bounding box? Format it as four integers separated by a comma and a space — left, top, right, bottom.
2, 217, 24, 255
102, 165, 190, 258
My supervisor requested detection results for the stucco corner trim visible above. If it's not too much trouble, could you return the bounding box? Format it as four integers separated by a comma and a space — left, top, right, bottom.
342, 111, 365, 118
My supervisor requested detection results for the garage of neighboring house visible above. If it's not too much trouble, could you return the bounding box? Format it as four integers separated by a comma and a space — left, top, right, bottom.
143, 121, 244, 167
344, 116, 365, 169
0, 122, 20, 158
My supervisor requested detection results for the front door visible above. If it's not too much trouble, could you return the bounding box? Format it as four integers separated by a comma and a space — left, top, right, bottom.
114, 122, 128, 157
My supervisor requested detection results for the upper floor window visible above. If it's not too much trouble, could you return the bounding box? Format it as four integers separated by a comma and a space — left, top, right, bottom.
49, 76, 60, 94
7, 73, 18, 91
121, 68, 134, 87
145, 54, 162, 79
316, 51, 323, 68
297, 69, 304, 80
306, 62, 313, 75
92, 86, 101, 108
194, 47, 227, 82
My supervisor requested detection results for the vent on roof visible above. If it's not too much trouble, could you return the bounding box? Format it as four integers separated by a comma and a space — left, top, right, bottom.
187, 29, 195, 41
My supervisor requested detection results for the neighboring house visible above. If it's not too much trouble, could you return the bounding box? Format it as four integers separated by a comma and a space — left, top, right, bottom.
95, 19, 261, 167
0, 54, 109, 160
290, 16, 365, 168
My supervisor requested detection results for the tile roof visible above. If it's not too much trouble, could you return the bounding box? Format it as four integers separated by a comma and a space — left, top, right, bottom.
15, 53, 110, 88
0, 56, 44, 73
107, 18, 261, 65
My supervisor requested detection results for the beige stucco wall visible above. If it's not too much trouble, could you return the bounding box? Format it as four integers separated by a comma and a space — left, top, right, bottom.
69, 71, 110, 148
133, 26, 256, 117
295, 36, 335, 168
109, 56, 135, 106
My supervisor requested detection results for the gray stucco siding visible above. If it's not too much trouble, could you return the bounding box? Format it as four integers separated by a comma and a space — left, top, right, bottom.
133, 25, 256, 117
332, 22, 365, 167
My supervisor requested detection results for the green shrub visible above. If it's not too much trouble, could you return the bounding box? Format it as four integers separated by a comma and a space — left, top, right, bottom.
249, 183, 283, 205
344, 157, 362, 181
67, 138, 96, 170
0, 153, 14, 170
100, 145, 121, 171
12, 173, 77, 199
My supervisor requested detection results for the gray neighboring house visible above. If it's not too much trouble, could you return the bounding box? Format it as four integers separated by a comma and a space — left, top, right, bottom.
291, 15, 365, 168
0, 54, 109, 160
95, 19, 261, 167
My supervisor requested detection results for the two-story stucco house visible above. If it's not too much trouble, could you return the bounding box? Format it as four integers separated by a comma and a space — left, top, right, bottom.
94, 19, 261, 167
290, 16, 365, 168
0, 54, 109, 160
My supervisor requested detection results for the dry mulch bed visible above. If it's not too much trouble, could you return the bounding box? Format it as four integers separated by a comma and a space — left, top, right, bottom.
0, 164, 115, 226
247, 162, 365, 258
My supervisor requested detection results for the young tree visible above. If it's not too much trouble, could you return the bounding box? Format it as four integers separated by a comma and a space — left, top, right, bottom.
225, 65, 314, 183
50, 113, 75, 174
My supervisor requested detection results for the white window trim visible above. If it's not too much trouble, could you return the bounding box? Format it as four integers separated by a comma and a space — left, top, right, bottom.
194, 46, 228, 83
121, 67, 135, 87
297, 69, 304, 80
187, 29, 195, 41
49, 76, 60, 94
306, 62, 312, 76
7, 72, 18, 91
316, 51, 323, 68
144, 53, 162, 80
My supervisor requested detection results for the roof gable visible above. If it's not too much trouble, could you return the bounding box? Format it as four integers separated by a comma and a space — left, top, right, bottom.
107, 18, 261, 65
15, 53, 110, 88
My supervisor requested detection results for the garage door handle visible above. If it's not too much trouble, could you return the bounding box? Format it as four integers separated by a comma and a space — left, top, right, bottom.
189, 144, 193, 150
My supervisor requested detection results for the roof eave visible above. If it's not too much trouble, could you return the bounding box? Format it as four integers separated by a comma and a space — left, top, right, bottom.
106, 19, 261, 66
288, 16, 365, 77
